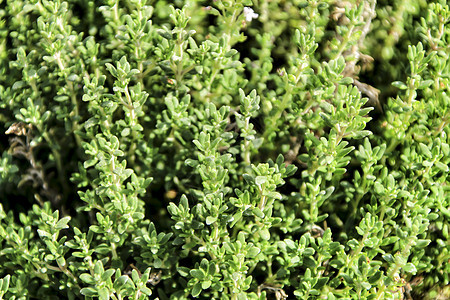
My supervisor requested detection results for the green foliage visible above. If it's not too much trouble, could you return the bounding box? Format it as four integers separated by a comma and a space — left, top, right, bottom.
0, 0, 449, 299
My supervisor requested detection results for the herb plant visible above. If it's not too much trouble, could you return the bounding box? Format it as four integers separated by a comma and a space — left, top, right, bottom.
0, 0, 449, 299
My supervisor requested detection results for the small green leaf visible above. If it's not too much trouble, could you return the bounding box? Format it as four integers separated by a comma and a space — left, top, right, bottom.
418, 80, 433, 89
361, 281, 371, 290
37, 229, 51, 239
192, 282, 202, 297
206, 216, 217, 225
419, 143, 432, 158
80, 273, 95, 284
230, 211, 242, 228
435, 161, 449, 172
121, 128, 131, 136
415, 239, 430, 248
94, 260, 104, 275
255, 176, 267, 185
80, 287, 97, 297
260, 228, 270, 240
55, 216, 71, 230
141, 286, 152, 296
56, 256, 66, 267
392, 81, 407, 89
131, 269, 140, 282
177, 267, 190, 277
67, 74, 79, 82
0, 274, 10, 292
247, 246, 260, 258
102, 269, 116, 281
252, 207, 264, 218
98, 287, 109, 300
351, 130, 372, 139
368, 271, 382, 284
190, 269, 205, 280
380, 236, 399, 246
201, 280, 212, 289
402, 263, 417, 274
115, 275, 130, 286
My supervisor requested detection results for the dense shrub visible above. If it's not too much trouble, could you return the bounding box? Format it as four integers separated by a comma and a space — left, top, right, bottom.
0, 0, 449, 299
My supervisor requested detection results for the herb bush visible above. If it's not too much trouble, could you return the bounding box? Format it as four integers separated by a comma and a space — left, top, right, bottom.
0, 0, 449, 299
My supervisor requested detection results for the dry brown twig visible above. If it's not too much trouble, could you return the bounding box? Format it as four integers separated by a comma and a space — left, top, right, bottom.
5, 122, 61, 207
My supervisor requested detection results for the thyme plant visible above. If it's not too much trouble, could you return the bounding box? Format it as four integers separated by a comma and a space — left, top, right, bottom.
0, 0, 449, 299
